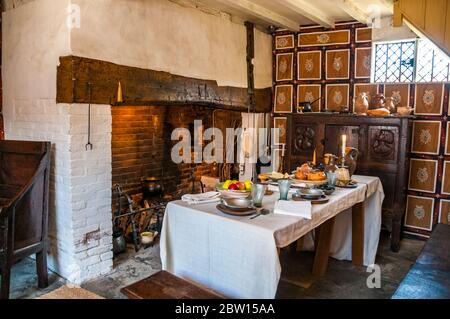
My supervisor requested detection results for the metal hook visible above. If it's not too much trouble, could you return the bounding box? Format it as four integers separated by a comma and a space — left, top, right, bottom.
86, 82, 93, 151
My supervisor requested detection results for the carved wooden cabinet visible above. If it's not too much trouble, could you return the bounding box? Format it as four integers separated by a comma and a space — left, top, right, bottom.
284, 114, 413, 252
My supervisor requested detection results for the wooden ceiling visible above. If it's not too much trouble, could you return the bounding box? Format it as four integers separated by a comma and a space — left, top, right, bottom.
172, 0, 394, 31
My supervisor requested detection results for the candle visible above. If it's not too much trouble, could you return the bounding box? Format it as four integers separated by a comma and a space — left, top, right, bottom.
341, 134, 347, 157
312, 149, 317, 166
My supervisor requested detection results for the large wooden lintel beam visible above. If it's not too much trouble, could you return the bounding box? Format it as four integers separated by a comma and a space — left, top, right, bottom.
56, 56, 272, 113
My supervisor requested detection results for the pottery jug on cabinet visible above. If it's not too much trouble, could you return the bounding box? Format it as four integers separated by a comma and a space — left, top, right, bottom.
354, 92, 369, 115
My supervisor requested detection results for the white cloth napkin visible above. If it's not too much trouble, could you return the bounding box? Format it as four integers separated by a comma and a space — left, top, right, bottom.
181, 191, 221, 205
274, 200, 312, 219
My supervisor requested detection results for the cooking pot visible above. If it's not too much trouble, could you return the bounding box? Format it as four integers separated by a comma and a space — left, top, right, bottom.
297, 97, 322, 113
142, 177, 163, 199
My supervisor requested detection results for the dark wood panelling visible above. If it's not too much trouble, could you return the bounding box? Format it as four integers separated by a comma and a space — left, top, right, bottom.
285, 114, 413, 252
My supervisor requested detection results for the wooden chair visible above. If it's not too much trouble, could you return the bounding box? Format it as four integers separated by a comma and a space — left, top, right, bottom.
0, 140, 51, 299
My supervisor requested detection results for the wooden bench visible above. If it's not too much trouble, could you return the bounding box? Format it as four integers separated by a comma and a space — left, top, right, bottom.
393, 224, 450, 299
121, 271, 225, 299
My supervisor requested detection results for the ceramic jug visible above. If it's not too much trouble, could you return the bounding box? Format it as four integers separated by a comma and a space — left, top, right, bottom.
385, 97, 396, 114
371, 94, 386, 109
354, 92, 369, 115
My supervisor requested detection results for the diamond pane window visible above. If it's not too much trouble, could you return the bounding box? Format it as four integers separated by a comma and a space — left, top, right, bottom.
373, 39, 450, 83
373, 40, 416, 83
416, 39, 450, 82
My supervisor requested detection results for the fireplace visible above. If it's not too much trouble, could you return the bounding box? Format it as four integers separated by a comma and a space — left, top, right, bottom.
111, 104, 243, 253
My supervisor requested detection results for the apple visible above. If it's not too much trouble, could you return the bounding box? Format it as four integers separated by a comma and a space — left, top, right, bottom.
228, 184, 239, 191
222, 180, 232, 190
237, 182, 246, 191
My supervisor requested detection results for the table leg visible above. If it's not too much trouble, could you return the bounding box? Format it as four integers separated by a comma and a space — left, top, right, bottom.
352, 202, 365, 267
312, 217, 335, 276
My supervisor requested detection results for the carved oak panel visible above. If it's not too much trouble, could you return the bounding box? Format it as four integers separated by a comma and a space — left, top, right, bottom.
292, 125, 316, 156
369, 126, 399, 162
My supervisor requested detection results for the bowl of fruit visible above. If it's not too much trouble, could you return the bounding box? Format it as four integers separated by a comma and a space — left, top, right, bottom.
216, 180, 252, 199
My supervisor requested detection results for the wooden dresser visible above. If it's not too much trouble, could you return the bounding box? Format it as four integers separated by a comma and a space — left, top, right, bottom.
284, 114, 413, 252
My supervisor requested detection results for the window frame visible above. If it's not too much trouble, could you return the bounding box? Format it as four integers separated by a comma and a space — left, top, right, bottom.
371, 38, 418, 83
371, 38, 450, 83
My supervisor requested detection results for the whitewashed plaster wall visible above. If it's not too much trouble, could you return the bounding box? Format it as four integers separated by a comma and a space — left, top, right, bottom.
70, 0, 273, 88
373, 16, 417, 42
2, 0, 113, 282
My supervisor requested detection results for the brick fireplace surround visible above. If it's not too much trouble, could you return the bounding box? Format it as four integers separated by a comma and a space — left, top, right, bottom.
112, 105, 214, 200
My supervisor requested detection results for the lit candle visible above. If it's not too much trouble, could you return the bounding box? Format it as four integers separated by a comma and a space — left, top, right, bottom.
312, 149, 317, 166
341, 134, 347, 157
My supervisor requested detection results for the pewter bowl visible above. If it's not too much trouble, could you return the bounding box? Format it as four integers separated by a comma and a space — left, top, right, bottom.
221, 197, 254, 209
297, 188, 324, 200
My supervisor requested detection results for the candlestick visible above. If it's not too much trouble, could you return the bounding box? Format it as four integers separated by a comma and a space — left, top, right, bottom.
341, 134, 347, 168
312, 149, 317, 166
341, 134, 347, 157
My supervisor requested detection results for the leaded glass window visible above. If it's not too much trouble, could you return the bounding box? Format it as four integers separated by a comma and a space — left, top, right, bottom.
372, 39, 450, 83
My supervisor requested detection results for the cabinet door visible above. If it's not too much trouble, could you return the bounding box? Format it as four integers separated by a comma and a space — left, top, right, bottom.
324, 125, 360, 156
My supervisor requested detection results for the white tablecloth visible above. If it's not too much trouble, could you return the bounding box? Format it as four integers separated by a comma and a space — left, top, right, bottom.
160, 175, 384, 299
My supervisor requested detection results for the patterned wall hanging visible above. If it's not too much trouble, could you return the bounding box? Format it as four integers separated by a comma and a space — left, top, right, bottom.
297, 84, 322, 112
326, 49, 350, 80
273, 21, 450, 238
442, 161, 450, 195
439, 200, 450, 224
408, 158, 438, 194
405, 195, 435, 231
446, 122, 450, 155
354, 84, 379, 102
298, 30, 350, 47
355, 27, 372, 43
298, 51, 322, 80
414, 83, 445, 115
276, 53, 294, 81
273, 117, 287, 145
274, 85, 293, 113
411, 120, 442, 155
275, 34, 295, 50
384, 83, 411, 107
354, 48, 372, 79
325, 84, 350, 111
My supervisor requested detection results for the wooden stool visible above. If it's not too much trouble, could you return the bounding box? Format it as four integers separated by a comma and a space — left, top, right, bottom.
121, 271, 225, 299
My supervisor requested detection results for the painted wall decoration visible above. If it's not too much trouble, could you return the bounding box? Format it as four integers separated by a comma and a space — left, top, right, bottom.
414, 83, 445, 115
405, 195, 434, 231
407, 83, 450, 237
297, 84, 321, 112
325, 84, 349, 111
326, 49, 350, 80
411, 121, 442, 155
384, 83, 411, 107
273, 117, 287, 145
408, 159, 438, 193
354, 84, 379, 102
275, 34, 295, 50
276, 53, 294, 81
297, 51, 322, 80
439, 200, 450, 224
272, 21, 450, 238
274, 85, 293, 113
354, 48, 372, 79
273, 21, 372, 115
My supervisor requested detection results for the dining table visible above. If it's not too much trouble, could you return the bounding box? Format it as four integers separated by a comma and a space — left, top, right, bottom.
160, 175, 384, 299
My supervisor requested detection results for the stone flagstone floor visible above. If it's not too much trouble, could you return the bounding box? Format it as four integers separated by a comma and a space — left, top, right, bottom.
9, 232, 425, 299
